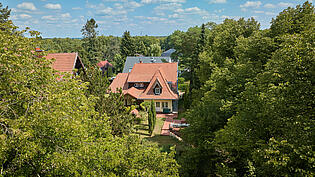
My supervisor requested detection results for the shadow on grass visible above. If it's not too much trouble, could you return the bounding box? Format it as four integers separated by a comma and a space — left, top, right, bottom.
134, 132, 151, 136
143, 135, 185, 152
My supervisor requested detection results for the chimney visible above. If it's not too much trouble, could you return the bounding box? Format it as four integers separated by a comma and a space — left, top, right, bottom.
34, 47, 43, 58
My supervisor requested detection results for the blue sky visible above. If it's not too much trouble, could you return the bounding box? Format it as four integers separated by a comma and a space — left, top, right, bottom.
1, 0, 312, 38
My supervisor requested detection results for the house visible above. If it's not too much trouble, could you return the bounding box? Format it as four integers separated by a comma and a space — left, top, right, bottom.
122, 56, 172, 73
97, 60, 113, 72
110, 62, 179, 113
45, 52, 85, 75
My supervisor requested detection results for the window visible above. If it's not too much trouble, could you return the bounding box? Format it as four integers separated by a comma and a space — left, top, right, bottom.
134, 83, 144, 88
155, 88, 161, 95
162, 102, 168, 108
156, 102, 160, 108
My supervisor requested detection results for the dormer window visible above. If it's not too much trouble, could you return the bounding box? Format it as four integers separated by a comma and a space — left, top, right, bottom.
155, 88, 161, 95
134, 83, 144, 88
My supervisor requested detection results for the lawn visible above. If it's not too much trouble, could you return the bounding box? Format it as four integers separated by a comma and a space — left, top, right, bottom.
133, 111, 185, 153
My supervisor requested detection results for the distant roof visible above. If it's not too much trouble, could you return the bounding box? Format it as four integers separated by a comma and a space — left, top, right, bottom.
97, 60, 113, 68
46, 53, 83, 73
122, 56, 171, 73
161, 49, 176, 57
127, 62, 177, 83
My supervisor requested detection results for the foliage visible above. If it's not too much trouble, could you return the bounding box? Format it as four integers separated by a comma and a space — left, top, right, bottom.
0, 21, 179, 176
81, 18, 102, 65
0, 3, 10, 23
81, 18, 98, 38
147, 43, 162, 56
120, 31, 135, 58
147, 100, 156, 135
178, 2, 315, 177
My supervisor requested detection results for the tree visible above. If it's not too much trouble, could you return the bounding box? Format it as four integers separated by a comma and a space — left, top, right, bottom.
81, 18, 101, 65
270, 1, 314, 37
147, 43, 162, 56
81, 18, 98, 38
120, 31, 134, 58
0, 21, 179, 176
0, 3, 10, 23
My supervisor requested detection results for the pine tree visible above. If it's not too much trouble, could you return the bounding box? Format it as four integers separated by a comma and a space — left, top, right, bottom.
120, 31, 135, 58
81, 18, 101, 65
0, 3, 10, 23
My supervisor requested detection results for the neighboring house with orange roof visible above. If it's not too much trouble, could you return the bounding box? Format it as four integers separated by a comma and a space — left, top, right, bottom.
45, 53, 85, 74
109, 62, 178, 113
97, 60, 113, 74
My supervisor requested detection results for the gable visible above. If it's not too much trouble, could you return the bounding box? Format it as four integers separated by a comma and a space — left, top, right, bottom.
46, 53, 82, 73
138, 69, 178, 100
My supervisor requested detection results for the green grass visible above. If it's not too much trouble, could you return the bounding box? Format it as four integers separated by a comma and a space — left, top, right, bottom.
133, 111, 185, 152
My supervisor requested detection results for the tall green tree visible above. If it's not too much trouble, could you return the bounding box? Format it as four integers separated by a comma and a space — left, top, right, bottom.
120, 31, 134, 58
81, 18, 101, 65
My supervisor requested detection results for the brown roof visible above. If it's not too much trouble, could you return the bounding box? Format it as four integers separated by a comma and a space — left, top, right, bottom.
97, 60, 113, 68
109, 73, 129, 92
127, 63, 177, 83
46, 53, 79, 72
123, 87, 143, 98
138, 68, 178, 100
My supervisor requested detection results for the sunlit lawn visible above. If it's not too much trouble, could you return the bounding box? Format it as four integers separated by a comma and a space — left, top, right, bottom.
133, 111, 185, 152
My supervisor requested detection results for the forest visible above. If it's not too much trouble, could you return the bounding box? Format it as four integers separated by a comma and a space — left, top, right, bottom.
0, 1, 314, 176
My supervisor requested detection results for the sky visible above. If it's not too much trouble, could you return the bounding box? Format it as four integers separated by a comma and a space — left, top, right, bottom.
1, 0, 312, 38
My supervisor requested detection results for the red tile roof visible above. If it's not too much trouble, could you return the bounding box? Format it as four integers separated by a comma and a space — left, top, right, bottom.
127, 63, 177, 83
97, 60, 113, 68
109, 62, 178, 100
109, 73, 129, 92
123, 87, 143, 98
46, 53, 79, 72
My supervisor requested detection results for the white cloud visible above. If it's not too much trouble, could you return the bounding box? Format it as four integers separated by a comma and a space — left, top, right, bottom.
127, 1, 142, 8
96, 7, 127, 16
265, 11, 277, 16
209, 0, 226, 4
264, 2, 294, 9
185, 7, 201, 12
72, 7, 83, 10
264, 3, 276, 8
214, 9, 224, 13
11, 14, 32, 20
61, 13, 71, 18
141, 0, 186, 4
174, 8, 184, 13
114, 3, 124, 9
240, 1, 262, 8
17, 2, 37, 11
278, 2, 294, 7
154, 3, 182, 11
44, 3, 62, 9
168, 13, 183, 18
20, 14, 32, 19
221, 15, 230, 19
41, 15, 58, 21
254, 10, 264, 14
